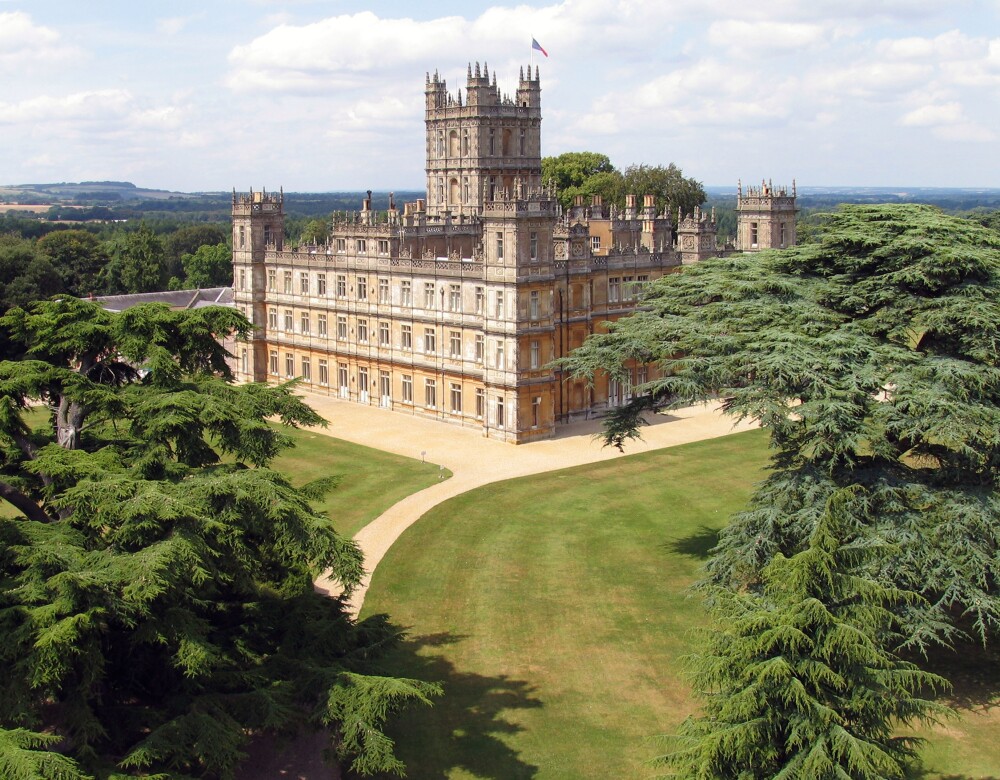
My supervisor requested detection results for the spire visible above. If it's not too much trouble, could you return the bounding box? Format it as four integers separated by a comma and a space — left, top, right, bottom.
534, 64, 539, 80
483, 62, 489, 81
475, 61, 481, 78
519, 65, 524, 81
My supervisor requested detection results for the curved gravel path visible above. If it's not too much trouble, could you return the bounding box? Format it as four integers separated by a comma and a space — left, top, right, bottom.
305, 395, 757, 616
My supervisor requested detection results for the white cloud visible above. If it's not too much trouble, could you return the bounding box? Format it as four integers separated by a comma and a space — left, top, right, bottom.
0, 10, 80, 69
156, 15, 201, 36
0, 90, 134, 124
706, 20, 829, 53
900, 101, 964, 127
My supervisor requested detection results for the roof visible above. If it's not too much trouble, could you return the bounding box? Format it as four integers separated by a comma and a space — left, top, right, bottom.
95, 287, 234, 312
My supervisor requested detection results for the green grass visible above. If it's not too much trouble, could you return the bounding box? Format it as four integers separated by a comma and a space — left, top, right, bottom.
361, 429, 1000, 780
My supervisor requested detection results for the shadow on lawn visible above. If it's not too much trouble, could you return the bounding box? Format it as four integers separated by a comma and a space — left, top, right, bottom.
357, 632, 542, 779
663, 525, 720, 560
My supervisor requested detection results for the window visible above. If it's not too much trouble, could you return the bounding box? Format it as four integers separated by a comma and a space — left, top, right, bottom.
357, 318, 368, 343
269, 350, 278, 375
357, 277, 367, 300
424, 282, 436, 309
318, 359, 329, 386
519, 128, 526, 156
283, 309, 293, 332
356, 239, 367, 254
379, 321, 390, 346
337, 315, 347, 340
378, 277, 389, 304
336, 274, 347, 297
622, 276, 636, 301
338, 363, 348, 393
379, 370, 390, 404
450, 383, 462, 414
401, 324, 412, 350
299, 272, 309, 295
591, 235, 601, 251
402, 374, 413, 403
462, 129, 470, 155
300, 312, 310, 334
425, 378, 437, 408
336, 238, 346, 253
238, 225, 245, 248
530, 340, 540, 369
377, 239, 389, 254
424, 327, 436, 354
238, 269, 246, 291
494, 341, 505, 370
475, 388, 485, 418
489, 129, 495, 155
301, 357, 311, 382
780, 223, 787, 247
285, 353, 294, 378
449, 284, 461, 311
495, 291, 504, 318
268, 308, 277, 329
401, 280, 412, 306
532, 396, 542, 428
496, 396, 505, 428
530, 232, 538, 262
283, 271, 292, 294
264, 225, 274, 247
750, 222, 759, 247
318, 314, 327, 336
529, 290, 540, 320
475, 334, 484, 363
267, 269, 276, 291
359, 367, 369, 400
608, 277, 620, 303
317, 273, 327, 295
450, 330, 461, 358
475, 286, 485, 314
495, 231, 504, 261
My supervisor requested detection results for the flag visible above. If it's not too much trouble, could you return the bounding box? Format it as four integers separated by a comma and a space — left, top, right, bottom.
531, 38, 548, 57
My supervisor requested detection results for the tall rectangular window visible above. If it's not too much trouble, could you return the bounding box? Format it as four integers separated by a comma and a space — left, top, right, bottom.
318, 314, 327, 336
283, 309, 293, 332
285, 353, 294, 378
356, 239, 367, 254
241, 348, 248, 375
530, 339, 540, 369
337, 274, 347, 297
301, 357, 311, 381
475, 286, 484, 314
401, 324, 412, 350
529, 290, 540, 320
283, 272, 292, 294
267, 269, 276, 291
357, 277, 367, 300
424, 327, 436, 354
238, 269, 246, 291
450, 330, 461, 358
401, 280, 412, 306
359, 367, 369, 399
402, 374, 413, 403
338, 363, 348, 392
591, 235, 601, 251
300, 272, 309, 295
475, 334, 484, 363
357, 318, 368, 343
300, 312, 310, 334
238, 225, 245, 248
532, 396, 542, 428
530, 231, 538, 261
268, 308, 277, 329
269, 350, 278, 375
378, 277, 390, 304
495, 291, 504, 318
424, 282, 436, 309
379, 321, 390, 346
475, 388, 485, 418
450, 383, 462, 414
318, 359, 329, 385
336, 238, 346, 253
377, 239, 389, 254
425, 379, 437, 409
496, 396, 505, 428
495, 232, 504, 261
337, 316, 347, 340
494, 341, 505, 370
608, 277, 620, 303
750, 222, 759, 247
449, 284, 461, 312
622, 276, 636, 301
317, 273, 327, 295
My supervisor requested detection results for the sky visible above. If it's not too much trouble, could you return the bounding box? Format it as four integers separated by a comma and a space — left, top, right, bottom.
1, 0, 999, 192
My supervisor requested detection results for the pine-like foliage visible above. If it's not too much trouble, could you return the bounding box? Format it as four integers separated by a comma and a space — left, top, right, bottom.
661, 494, 950, 779
563, 205, 1000, 646
0, 298, 440, 778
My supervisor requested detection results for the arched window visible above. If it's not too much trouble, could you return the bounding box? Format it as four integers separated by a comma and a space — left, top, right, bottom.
449, 130, 459, 157
450, 178, 460, 205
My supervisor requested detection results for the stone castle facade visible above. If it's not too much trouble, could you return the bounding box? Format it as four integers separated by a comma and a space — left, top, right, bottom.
231, 63, 796, 442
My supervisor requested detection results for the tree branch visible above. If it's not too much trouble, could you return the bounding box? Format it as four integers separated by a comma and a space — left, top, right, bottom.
0, 480, 53, 523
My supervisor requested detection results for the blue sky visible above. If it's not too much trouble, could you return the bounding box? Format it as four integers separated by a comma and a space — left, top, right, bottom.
2, 1, 998, 192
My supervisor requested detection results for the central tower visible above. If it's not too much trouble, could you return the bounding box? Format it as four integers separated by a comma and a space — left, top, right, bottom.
424, 62, 542, 219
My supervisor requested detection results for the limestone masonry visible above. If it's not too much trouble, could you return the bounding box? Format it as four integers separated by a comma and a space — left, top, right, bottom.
232, 62, 796, 442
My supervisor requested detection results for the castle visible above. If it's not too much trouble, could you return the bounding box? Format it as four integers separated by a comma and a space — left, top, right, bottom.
231, 63, 796, 442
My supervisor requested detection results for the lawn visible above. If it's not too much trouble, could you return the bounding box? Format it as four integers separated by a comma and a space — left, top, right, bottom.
361, 429, 1000, 780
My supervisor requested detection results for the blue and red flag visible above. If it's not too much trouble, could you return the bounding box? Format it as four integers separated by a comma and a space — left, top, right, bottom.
531, 38, 548, 57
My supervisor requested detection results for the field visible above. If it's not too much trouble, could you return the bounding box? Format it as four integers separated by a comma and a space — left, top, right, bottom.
361, 429, 1000, 779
